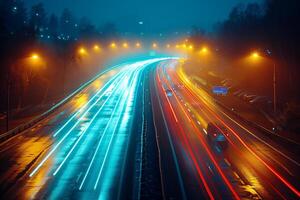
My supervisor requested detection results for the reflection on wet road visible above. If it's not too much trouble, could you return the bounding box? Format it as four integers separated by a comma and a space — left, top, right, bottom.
0, 58, 299, 200
0, 58, 170, 199
152, 59, 299, 199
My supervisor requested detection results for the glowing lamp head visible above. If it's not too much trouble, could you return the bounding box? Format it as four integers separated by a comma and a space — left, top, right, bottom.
122, 42, 128, 48
110, 42, 116, 48
78, 47, 87, 55
201, 47, 208, 53
135, 42, 141, 47
31, 53, 39, 60
93, 45, 100, 51
252, 52, 259, 58
152, 43, 157, 48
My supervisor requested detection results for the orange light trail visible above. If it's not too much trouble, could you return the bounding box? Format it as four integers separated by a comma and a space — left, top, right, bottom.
176, 66, 300, 198
158, 65, 240, 200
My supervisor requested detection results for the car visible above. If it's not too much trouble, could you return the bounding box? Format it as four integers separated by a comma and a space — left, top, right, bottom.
206, 122, 229, 149
249, 96, 271, 104
242, 94, 257, 102
165, 89, 173, 96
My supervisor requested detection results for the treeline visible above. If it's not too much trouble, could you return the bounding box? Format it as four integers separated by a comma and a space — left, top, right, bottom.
216, 0, 300, 98
216, 0, 300, 127
0, 0, 118, 42
0, 0, 118, 112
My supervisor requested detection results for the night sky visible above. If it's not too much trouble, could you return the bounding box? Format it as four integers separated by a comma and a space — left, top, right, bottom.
25, 0, 262, 36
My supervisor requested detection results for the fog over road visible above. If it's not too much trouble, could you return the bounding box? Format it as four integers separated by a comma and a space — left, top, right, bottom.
0, 58, 299, 199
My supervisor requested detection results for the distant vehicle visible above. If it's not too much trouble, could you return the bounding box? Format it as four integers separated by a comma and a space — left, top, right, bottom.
165, 89, 173, 96
242, 94, 257, 101
206, 122, 229, 149
249, 96, 267, 103
249, 96, 272, 106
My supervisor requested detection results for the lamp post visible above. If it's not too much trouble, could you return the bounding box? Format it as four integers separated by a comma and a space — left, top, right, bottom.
272, 62, 276, 114
250, 51, 277, 114
6, 64, 11, 132
5, 53, 42, 132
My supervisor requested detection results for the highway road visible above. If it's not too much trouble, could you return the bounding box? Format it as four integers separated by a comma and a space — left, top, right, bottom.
151, 59, 300, 199
0, 57, 299, 199
0, 58, 168, 199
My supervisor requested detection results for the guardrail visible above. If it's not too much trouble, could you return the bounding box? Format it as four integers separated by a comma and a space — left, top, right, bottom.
0, 63, 123, 145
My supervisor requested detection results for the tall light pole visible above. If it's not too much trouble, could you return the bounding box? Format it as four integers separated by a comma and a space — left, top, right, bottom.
250, 51, 277, 114
5, 53, 42, 132
6, 63, 11, 132
273, 62, 276, 114
267, 49, 277, 114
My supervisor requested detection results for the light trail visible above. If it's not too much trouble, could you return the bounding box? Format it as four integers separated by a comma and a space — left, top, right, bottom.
154, 72, 188, 200
167, 66, 290, 198
157, 70, 179, 122
159, 63, 240, 200
156, 68, 215, 200
78, 58, 172, 190
93, 65, 142, 190
78, 73, 131, 189
52, 70, 128, 176
177, 66, 299, 167
29, 70, 127, 177
176, 64, 300, 198
52, 69, 124, 138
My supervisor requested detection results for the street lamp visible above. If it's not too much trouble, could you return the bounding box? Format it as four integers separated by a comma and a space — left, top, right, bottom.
6, 53, 44, 131
122, 42, 129, 48
135, 42, 141, 48
251, 52, 259, 59
250, 51, 277, 114
110, 42, 117, 49
30, 53, 40, 60
93, 44, 101, 52
152, 43, 158, 48
78, 47, 87, 55
201, 47, 208, 53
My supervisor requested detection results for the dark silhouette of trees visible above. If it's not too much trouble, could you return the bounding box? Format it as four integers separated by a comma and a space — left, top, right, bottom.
0, 0, 27, 37
215, 0, 300, 128
29, 3, 47, 38
48, 14, 59, 40
60, 8, 77, 40
0, 1, 118, 114
217, 0, 300, 100
78, 17, 97, 39
100, 23, 118, 39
